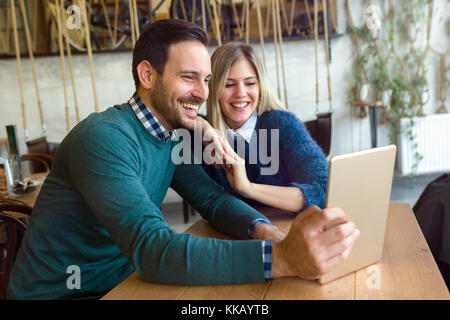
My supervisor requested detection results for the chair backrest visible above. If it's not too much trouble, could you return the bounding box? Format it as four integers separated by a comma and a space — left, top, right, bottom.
25, 136, 58, 174
305, 112, 332, 157
21, 153, 53, 174
26, 136, 49, 154
0, 200, 32, 300
26, 136, 59, 157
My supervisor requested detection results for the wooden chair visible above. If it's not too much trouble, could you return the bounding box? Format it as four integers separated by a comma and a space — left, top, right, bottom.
21, 153, 52, 174
25, 137, 59, 174
305, 112, 332, 157
0, 200, 32, 300
26, 136, 59, 156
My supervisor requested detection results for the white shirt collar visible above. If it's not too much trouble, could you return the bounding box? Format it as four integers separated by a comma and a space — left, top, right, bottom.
225, 111, 257, 144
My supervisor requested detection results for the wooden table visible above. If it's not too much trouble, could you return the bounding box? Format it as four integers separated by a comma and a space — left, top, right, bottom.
102, 203, 449, 300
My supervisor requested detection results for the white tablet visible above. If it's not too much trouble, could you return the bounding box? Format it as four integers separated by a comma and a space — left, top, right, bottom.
319, 145, 397, 284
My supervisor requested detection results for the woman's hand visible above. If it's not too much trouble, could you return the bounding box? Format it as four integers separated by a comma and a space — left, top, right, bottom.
219, 136, 254, 198
199, 123, 305, 212
195, 121, 254, 197
196, 117, 225, 167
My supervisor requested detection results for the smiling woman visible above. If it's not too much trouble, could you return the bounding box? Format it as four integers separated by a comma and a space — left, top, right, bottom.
219, 58, 260, 130
202, 42, 329, 215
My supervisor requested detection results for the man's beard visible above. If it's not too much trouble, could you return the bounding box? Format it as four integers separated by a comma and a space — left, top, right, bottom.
150, 76, 183, 130
150, 76, 203, 131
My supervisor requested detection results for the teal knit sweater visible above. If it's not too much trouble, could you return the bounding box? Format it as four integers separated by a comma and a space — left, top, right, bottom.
8, 103, 268, 300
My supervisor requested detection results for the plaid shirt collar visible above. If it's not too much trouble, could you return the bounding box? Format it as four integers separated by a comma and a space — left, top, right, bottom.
129, 92, 176, 142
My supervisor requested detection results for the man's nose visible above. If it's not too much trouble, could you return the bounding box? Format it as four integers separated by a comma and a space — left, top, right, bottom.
192, 81, 209, 102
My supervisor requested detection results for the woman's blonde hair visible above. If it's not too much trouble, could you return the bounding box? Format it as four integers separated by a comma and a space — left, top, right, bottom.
206, 42, 285, 134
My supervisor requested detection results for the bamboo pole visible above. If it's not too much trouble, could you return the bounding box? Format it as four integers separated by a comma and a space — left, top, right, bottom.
55, 0, 71, 132
62, 4, 81, 123
313, 0, 319, 112
278, 0, 289, 34
303, 0, 313, 33
322, 0, 332, 111
255, 0, 267, 70
32, 0, 38, 52
0, 9, 8, 52
271, 0, 281, 99
288, 0, 297, 36
245, 0, 249, 44
231, 0, 243, 39
10, 0, 28, 140
201, 0, 206, 31
80, 0, 99, 112
265, 0, 272, 37
210, 0, 222, 46
275, 0, 288, 109
64, 35, 81, 123
100, 0, 114, 47
179, 0, 187, 21
240, 0, 246, 37
18, 0, 47, 135
329, 0, 337, 32
5, 0, 11, 53
128, 0, 136, 46
132, 0, 140, 38
191, 0, 196, 24
113, 0, 119, 46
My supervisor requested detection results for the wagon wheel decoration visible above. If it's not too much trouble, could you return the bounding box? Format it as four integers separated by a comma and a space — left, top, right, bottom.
49, 0, 131, 52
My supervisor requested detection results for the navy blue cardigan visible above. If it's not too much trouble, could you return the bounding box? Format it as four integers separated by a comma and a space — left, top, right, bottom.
202, 110, 328, 214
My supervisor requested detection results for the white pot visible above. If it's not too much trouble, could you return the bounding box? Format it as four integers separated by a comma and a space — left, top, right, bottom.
382, 89, 392, 107
420, 90, 430, 105
359, 83, 370, 102
402, 91, 411, 105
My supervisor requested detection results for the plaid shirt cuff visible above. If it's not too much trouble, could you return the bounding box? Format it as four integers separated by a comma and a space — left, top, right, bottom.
262, 240, 273, 280
248, 219, 273, 281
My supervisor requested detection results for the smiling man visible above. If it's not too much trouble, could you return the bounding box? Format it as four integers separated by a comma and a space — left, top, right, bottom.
134, 40, 210, 130
7, 20, 358, 300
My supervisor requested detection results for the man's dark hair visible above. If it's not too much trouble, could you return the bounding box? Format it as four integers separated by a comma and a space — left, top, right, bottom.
132, 19, 208, 89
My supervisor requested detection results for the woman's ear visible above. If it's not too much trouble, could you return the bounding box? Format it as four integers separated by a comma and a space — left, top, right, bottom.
136, 60, 154, 90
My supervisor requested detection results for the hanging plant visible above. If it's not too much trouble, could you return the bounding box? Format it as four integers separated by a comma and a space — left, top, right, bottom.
346, 0, 433, 179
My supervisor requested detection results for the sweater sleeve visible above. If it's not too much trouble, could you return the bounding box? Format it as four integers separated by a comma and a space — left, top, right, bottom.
171, 161, 269, 240
273, 111, 328, 212
68, 123, 265, 285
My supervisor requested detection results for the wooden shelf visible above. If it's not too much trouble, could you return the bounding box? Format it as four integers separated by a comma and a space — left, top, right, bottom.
351, 101, 384, 108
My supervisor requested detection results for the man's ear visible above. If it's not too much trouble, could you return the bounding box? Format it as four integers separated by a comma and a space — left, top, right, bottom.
136, 60, 154, 90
